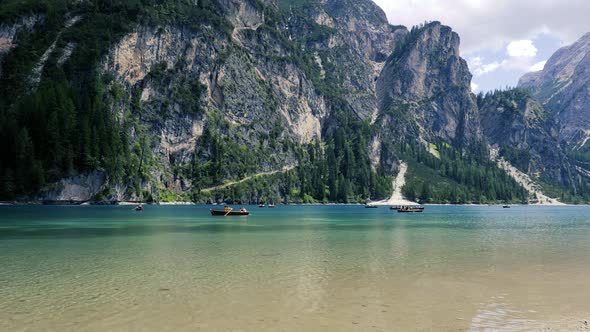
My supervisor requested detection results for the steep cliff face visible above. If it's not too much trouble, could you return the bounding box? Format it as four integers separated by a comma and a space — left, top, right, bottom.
321, 0, 401, 61
513, 32, 590, 199
0, 15, 41, 54
519, 33, 590, 145
479, 90, 570, 185
0, 15, 42, 77
95, 0, 403, 200
277, 0, 407, 122
376, 22, 480, 148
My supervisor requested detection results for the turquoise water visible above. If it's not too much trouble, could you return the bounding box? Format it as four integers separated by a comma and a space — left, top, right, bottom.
1, 205, 590, 331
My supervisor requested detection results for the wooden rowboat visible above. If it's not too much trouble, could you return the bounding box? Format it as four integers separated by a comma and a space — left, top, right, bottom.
210, 208, 250, 216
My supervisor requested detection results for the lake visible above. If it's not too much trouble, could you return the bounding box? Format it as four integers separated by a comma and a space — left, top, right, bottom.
1, 205, 589, 331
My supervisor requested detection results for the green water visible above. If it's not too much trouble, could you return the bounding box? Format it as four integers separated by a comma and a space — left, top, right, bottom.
1, 205, 590, 331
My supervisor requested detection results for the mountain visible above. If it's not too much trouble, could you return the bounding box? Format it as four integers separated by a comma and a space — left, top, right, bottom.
515, 32, 590, 201
372, 22, 526, 203
478, 89, 574, 187
0, 0, 580, 204
376, 22, 480, 148
519, 32, 590, 146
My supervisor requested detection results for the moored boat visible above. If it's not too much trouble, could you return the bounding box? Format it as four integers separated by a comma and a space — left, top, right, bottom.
397, 206, 424, 213
268, 203, 276, 208
502, 205, 511, 209
211, 207, 250, 216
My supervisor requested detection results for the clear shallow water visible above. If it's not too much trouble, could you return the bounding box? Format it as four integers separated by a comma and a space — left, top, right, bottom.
1, 205, 589, 331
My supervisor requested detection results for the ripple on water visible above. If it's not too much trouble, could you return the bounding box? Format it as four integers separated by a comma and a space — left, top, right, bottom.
469, 297, 546, 331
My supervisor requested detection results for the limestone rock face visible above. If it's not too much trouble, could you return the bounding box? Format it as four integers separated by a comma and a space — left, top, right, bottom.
376, 22, 480, 147
479, 91, 572, 186
277, 0, 408, 122
0, 15, 43, 77
518, 33, 590, 145
39, 171, 107, 202
92, 0, 412, 199
0, 15, 40, 52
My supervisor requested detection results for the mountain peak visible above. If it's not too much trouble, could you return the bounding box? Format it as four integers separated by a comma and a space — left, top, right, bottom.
517, 31, 590, 144
519, 31, 590, 89
376, 19, 478, 146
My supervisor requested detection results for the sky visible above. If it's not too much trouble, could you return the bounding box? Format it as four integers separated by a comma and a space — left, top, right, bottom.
372, 0, 590, 92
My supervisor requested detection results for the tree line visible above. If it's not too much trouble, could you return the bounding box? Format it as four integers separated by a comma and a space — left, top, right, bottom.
398, 142, 529, 204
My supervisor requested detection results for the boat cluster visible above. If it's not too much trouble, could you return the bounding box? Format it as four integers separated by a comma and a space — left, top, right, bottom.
390, 205, 425, 213
257, 203, 276, 208
365, 204, 425, 213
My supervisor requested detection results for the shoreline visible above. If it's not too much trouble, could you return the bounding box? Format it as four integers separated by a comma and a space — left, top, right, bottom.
0, 201, 588, 207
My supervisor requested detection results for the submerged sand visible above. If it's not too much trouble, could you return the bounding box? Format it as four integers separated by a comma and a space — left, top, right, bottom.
1, 205, 590, 331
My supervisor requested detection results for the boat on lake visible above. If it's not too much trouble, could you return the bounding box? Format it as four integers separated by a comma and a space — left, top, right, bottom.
503, 205, 511, 209
365, 204, 378, 208
258, 203, 265, 208
268, 203, 276, 208
211, 207, 250, 216
397, 206, 424, 213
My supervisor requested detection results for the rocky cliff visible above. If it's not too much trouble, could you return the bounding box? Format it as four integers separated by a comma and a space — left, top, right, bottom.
478, 89, 571, 186
376, 22, 480, 149
515, 32, 590, 199
0, 0, 412, 202
95, 0, 409, 201
0, 14, 42, 78
519, 32, 590, 145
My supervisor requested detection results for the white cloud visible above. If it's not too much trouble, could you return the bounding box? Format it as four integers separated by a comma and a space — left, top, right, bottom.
468, 56, 506, 76
469, 56, 483, 67
467, 53, 542, 78
529, 60, 547, 72
372, 0, 590, 55
471, 81, 479, 92
504, 57, 536, 71
478, 61, 505, 75
506, 40, 537, 57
